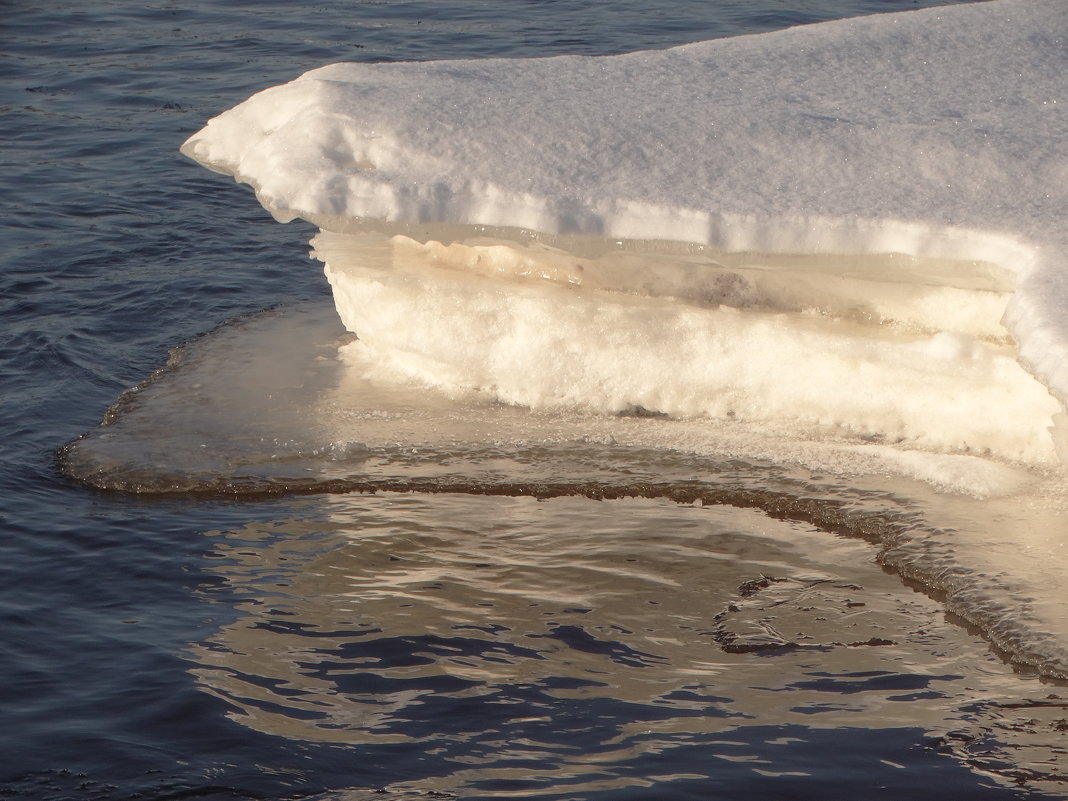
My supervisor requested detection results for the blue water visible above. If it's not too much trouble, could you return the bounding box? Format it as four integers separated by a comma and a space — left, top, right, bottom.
5, 1, 1058, 799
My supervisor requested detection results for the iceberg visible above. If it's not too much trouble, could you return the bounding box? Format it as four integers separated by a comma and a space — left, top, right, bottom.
180, 0, 1068, 492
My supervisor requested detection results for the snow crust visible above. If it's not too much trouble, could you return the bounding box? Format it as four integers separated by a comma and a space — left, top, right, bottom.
182, 0, 1068, 493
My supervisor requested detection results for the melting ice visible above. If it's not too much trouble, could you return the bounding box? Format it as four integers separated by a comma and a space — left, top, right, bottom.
63, 0, 1068, 680
179, 0, 1068, 495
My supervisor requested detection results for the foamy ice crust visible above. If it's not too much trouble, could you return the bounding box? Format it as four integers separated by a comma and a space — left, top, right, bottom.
182, 0, 1068, 498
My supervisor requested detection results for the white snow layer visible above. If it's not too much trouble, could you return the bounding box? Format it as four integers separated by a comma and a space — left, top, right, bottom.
182, 0, 1068, 490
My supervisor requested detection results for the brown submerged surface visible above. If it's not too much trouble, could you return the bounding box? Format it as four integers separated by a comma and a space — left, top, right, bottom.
57, 304, 1068, 796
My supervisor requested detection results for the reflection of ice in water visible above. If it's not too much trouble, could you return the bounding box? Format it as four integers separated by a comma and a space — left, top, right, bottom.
62, 300, 1068, 685
190, 493, 1043, 797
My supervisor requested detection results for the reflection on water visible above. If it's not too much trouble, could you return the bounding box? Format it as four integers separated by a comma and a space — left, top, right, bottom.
189, 493, 1033, 798
59, 301, 1068, 794
62, 302, 1068, 693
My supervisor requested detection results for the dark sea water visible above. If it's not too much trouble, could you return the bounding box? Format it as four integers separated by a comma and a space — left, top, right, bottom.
8, 1, 1065, 799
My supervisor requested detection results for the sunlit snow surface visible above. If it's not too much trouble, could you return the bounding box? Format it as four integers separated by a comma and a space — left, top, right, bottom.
64, 0, 1068, 679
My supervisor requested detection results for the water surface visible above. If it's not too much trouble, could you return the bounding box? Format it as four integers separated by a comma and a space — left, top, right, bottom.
9, 1, 1066, 799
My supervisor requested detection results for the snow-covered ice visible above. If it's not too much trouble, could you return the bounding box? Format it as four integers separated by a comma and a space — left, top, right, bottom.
182, 0, 1068, 496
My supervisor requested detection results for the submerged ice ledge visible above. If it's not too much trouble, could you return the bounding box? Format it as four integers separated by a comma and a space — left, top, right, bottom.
180, 0, 1068, 489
